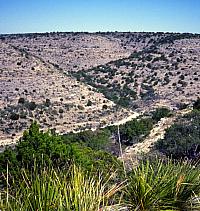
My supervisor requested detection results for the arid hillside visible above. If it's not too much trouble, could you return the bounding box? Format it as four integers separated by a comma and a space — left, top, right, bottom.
0, 39, 134, 148
1, 32, 171, 72
70, 33, 200, 111
1, 32, 132, 72
0, 32, 200, 148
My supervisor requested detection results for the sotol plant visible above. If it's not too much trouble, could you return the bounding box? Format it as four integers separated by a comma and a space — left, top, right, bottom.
0, 164, 125, 211
125, 159, 200, 211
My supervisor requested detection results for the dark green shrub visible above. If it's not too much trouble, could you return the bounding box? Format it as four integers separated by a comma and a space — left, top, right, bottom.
110, 118, 154, 145
193, 98, 200, 110
152, 107, 171, 122
45, 98, 51, 107
63, 129, 111, 151
0, 122, 123, 184
18, 97, 25, 104
155, 110, 200, 159
27, 101, 37, 110
86, 100, 92, 106
10, 112, 20, 120
58, 108, 64, 113
102, 104, 108, 109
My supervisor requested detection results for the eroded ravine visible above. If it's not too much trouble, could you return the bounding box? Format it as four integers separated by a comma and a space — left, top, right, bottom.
119, 108, 192, 168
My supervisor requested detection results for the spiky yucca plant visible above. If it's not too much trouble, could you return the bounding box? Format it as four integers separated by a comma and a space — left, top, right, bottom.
125, 159, 200, 211
0, 164, 124, 211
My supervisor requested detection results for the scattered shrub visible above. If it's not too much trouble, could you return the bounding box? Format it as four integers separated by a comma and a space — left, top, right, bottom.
27, 101, 37, 110
152, 107, 171, 122
87, 100, 92, 106
18, 97, 25, 104
102, 104, 108, 109
193, 98, 200, 110
10, 112, 20, 120
45, 98, 51, 107
58, 108, 64, 113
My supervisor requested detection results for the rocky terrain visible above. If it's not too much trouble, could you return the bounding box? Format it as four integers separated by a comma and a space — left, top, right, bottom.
0, 32, 200, 148
0, 39, 135, 148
